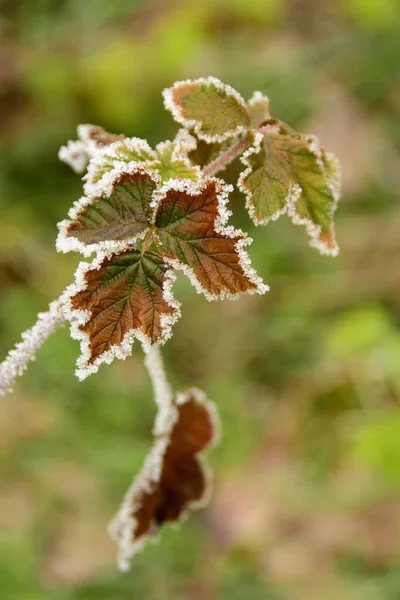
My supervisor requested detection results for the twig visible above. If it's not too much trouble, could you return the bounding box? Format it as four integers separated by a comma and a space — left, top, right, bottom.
202, 135, 252, 178
0, 299, 65, 397
144, 345, 175, 435
202, 125, 279, 179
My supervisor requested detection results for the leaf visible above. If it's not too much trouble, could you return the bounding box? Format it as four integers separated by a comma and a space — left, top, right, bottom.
57, 168, 159, 256
154, 140, 200, 183
238, 124, 341, 255
163, 77, 251, 142
63, 248, 180, 379
247, 91, 270, 127
109, 388, 219, 570
154, 178, 268, 299
59, 124, 124, 174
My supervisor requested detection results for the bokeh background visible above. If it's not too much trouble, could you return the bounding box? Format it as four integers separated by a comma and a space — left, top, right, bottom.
1, 0, 400, 598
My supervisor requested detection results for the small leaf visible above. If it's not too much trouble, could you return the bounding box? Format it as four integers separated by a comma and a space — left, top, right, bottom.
57, 169, 159, 256
63, 248, 180, 378
163, 77, 251, 142
239, 125, 341, 255
84, 138, 157, 194
109, 388, 219, 570
154, 178, 267, 299
247, 91, 270, 127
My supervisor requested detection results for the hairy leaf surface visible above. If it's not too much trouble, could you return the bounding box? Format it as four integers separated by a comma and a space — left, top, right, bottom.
163, 77, 251, 142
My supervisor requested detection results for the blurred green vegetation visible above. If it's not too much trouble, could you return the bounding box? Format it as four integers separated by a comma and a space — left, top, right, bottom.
1, 0, 400, 598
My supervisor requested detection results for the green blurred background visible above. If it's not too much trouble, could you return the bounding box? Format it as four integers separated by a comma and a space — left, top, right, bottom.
1, 0, 400, 598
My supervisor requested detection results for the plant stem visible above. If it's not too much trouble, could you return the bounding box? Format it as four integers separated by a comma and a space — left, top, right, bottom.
0, 299, 65, 397
144, 345, 175, 435
202, 134, 252, 178
202, 124, 280, 179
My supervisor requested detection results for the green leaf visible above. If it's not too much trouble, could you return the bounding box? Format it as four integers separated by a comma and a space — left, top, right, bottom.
163, 77, 251, 142
154, 178, 267, 299
85, 138, 157, 189
154, 141, 200, 182
239, 123, 341, 255
65, 248, 180, 378
57, 169, 158, 255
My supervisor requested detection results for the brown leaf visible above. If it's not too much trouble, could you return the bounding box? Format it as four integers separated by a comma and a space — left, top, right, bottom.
155, 178, 267, 299
110, 388, 219, 570
65, 249, 179, 378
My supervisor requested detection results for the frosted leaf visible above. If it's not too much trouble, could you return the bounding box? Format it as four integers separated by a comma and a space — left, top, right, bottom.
154, 139, 200, 183
109, 388, 219, 570
61, 249, 181, 380
57, 167, 160, 256
154, 178, 268, 300
238, 122, 341, 256
163, 77, 251, 143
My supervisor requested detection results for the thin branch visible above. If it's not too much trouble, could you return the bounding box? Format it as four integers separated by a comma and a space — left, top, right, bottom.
202, 134, 252, 178
144, 345, 175, 435
0, 299, 65, 397
201, 125, 279, 179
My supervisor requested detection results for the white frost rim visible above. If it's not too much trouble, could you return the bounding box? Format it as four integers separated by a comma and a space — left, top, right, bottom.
162, 76, 251, 144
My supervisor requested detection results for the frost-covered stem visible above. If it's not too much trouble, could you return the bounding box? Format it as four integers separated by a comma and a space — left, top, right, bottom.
202, 135, 252, 178
202, 125, 279, 179
144, 346, 174, 435
0, 299, 65, 397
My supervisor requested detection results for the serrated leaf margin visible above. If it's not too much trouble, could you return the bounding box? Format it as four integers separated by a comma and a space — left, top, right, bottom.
60, 250, 181, 380
83, 137, 159, 198
152, 177, 269, 300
